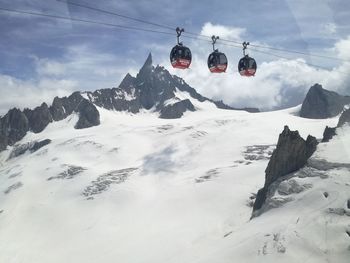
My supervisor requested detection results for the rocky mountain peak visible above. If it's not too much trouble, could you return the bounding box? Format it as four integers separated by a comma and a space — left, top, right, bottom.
300, 83, 350, 118
137, 53, 153, 85
143, 52, 153, 68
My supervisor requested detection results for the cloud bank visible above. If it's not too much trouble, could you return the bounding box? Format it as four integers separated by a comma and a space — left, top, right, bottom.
165, 23, 350, 110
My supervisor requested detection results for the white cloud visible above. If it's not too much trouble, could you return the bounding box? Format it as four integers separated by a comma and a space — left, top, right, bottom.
200, 22, 245, 41
0, 75, 76, 116
0, 45, 140, 115
34, 45, 139, 84
165, 24, 350, 110
334, 36, 350, 60
35, 58, 67, 76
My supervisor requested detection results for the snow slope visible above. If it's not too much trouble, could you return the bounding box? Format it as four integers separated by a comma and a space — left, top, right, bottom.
0, 103, 348, 263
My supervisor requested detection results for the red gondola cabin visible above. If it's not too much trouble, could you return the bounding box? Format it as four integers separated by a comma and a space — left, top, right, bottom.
170, 45, 192, 69
238, 55, 257, 77
208, 51, 228, 73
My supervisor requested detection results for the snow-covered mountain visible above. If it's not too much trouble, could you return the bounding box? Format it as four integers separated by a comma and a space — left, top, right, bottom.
0, 53, 258, 151
0, 94, 349, 262
0, 55, 350, 262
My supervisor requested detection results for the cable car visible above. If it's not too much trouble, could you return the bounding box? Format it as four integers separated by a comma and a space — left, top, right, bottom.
170, 27, 192, 69
207, 36, 227, 73
238, 42, 257, 77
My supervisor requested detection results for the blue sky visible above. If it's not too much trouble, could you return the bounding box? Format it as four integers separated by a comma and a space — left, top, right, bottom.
0, 0, 350, 113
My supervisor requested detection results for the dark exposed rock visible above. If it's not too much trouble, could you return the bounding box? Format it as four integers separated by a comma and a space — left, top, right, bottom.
213, 100, 259, 112
243, 145, 275, 161
84, 87, 140, 113
23, 103, 52, 133
265, 126, 318, 186
327, 207, 348, 216
195, 168, 220, 183
252, 126, 318, 215
0, 108, 29, 151
30, 139, 51, 152
347, 199, 350, 209
300, 83, 350, 119
4, 182, 23, 194
320, 108, 350, 142
62, 92, 84, 117
49, 96, 69, 121
47, 165, 86, 180
0, 91, 101, 151
296, 165, 328, 179
322, 126, 337, 142
49, 92, 84, 121
241, 107, 260, 113
8, 139, 51, 159
277, 179, 312, 195
8, 172, 22, 178
253, 187, 268, 213
119, 73, 136, 92
337, 108, 350, 127
74, 99, 100, 129
307, 158, 350, 171
82, 168, 138, 199
159, 99, 195, 119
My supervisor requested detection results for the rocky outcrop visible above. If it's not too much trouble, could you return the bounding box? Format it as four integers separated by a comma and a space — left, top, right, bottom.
337, 108, 350, 127
84, 87, 140, 113
8, 139, 51, 159
252, 126, 318, 216
213, 100, 259, 113
0, 108, 29, 151
31, 139, 52, 152
50, 96, 70, 121
75, 99, 100, 129
49, 92, 85, 121
159, 99, 195, 119
322, 126, 337, 142
300, 83, 350, 119
0, 92, 100, 151
24, 103, 52, 133
320, 107, 350, 143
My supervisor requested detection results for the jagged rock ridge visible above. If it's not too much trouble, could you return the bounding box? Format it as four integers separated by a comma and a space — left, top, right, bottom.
321, 107, 350, 142
252, 126, 318, 217
83, 53, 259, 118
300, 83, 350, 119
0, 93, 100, 151
322, 126, 337, 142
337, 108, 350, 127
